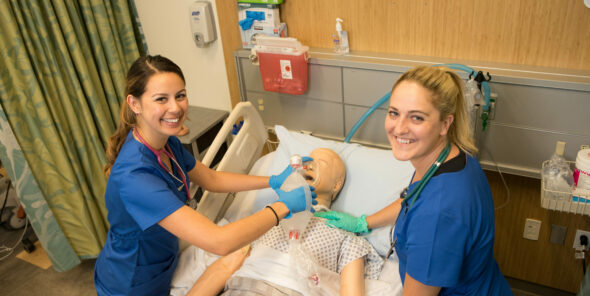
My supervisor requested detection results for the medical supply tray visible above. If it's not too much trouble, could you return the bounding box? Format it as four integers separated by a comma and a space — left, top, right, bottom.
541, 160, 590, 216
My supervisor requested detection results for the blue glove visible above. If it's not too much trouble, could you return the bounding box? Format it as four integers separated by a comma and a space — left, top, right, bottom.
268, 156, 313, 190
314, 210, 369, 234
275, 185, 317, 218
269, 165, 292, 190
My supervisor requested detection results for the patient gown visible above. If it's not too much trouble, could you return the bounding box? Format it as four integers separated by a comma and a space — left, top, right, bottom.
226, 216, 384, 295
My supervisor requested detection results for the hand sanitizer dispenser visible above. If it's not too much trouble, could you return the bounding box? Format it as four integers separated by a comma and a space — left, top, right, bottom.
189, 1, 217, 48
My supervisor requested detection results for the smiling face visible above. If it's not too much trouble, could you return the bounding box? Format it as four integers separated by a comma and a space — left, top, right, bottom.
128, 72, 188, 148
302, 148, 345, 208
385, 80, 453, 173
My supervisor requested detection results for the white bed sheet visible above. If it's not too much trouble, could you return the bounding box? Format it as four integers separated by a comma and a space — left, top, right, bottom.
171, 240, 402, 296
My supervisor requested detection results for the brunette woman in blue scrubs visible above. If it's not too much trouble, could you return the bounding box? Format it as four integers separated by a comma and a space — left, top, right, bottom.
317, 66, 511, 295
94, 55, 313, 295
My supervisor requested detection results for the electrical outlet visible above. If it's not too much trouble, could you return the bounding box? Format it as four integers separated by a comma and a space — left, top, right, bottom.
573, 229, 590, 250
523, 218, 541, 240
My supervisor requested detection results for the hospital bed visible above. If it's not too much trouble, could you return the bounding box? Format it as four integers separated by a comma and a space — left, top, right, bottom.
173, 101, 414, 295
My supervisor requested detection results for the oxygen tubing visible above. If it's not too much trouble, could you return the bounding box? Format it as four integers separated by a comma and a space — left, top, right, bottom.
344, 92, 390, 143
344, 63, 491, 142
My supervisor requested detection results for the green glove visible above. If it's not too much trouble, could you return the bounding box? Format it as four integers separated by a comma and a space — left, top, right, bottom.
314, 210, 369, 234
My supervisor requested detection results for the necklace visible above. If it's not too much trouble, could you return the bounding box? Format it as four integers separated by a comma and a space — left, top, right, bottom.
132, 128, 191, 201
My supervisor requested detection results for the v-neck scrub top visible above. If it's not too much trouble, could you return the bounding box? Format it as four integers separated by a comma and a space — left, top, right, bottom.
95, 131, 196, 296
393, 152, 512, 295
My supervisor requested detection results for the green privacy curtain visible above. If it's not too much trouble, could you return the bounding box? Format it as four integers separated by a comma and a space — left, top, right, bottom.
0, 0, 145, 271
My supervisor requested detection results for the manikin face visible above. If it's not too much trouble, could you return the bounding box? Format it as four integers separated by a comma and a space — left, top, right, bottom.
128, 72, 188, 147
384, 80, 452, 170
302, 148, 345, 208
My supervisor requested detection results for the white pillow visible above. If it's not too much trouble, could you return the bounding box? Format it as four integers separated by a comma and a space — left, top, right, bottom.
232, 125, 414, 255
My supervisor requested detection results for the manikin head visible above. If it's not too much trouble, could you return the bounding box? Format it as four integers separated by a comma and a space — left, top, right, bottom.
302, 148, 346, 211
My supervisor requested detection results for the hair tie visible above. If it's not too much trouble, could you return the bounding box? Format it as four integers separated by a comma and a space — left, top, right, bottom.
265, 205, 280, 226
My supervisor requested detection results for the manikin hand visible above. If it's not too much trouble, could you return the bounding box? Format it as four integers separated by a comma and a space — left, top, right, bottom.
314, 211, 370, 234
268, 156, 313, 190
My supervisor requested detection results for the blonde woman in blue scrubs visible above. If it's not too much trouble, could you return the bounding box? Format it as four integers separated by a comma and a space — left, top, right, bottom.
317, 66, 511, 295
94, 55, 314, 295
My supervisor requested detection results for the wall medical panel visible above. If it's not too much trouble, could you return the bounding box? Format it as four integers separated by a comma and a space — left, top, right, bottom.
490, 83, 590, 136
236, 48, 590, 179
344, 105, 389, 146
342, 68, 400, 107
246, 91, 344, 137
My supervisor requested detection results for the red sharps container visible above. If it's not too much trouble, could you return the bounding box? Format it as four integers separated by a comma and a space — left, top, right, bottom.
252, 36, 309, 95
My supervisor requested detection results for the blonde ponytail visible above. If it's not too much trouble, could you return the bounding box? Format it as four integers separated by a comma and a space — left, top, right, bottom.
392, 66, 478, 155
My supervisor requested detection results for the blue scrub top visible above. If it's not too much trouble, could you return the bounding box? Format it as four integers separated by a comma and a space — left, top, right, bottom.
94, 131, 196, 296
393, 153, 512, 295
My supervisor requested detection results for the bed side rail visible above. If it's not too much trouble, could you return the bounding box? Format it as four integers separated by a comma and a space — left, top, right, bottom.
196, 102, 268, 222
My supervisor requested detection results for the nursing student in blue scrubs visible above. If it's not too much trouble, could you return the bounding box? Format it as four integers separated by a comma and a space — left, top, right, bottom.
316, 66, 512, 295
94, 55, 314, 296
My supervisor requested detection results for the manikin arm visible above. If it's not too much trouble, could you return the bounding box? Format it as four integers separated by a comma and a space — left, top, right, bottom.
339, 257, 365, 296
187, 245, 251, 296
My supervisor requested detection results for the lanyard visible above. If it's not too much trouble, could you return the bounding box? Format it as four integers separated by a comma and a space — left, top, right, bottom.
386, 142, 451, 259
133, 128, 191, 201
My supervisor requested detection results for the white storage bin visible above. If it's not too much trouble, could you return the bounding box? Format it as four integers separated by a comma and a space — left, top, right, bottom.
541, 160, 590, 216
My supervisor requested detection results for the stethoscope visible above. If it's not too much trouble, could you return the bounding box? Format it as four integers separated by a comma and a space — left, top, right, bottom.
133, 128, 191, 201
386, 142, 451, 259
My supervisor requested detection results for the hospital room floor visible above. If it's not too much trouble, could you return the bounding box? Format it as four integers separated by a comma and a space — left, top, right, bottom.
0, 225, 576, 295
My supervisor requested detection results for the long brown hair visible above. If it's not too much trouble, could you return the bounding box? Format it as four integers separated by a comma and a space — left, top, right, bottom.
392, 66, 477, 155
103, 55, 185, 176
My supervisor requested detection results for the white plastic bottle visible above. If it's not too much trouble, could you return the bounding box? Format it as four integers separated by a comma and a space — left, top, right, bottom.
463, 78, 480, 135
280, 155, 313, 242
333, 18, 349, 54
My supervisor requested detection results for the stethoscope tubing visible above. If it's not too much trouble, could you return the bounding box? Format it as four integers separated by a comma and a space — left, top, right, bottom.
133, 128, 191, 201
401, 142, 451, 210
388, 142, 452, 254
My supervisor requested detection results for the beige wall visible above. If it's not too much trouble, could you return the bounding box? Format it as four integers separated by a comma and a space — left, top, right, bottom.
134, 0, 232, 111
281, 0, 590, 70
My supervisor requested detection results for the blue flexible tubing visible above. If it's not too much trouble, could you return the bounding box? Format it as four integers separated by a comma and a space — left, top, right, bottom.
481, 81, 491, 111
344, 63, 491, 141
344, 92, 390, 143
